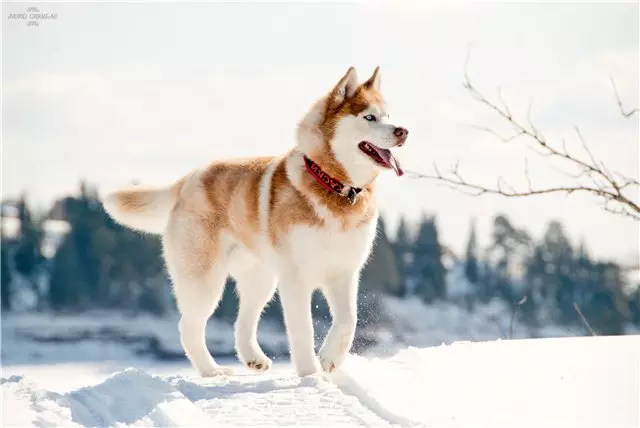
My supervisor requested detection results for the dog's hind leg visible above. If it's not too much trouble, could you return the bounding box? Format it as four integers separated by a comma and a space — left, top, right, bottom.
230, 259, 277, 372
234, 269, 276, 371
175, 267, 233, 377
163, 214, 233, 377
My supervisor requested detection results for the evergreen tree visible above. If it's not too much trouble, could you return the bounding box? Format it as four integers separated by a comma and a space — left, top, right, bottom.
49, 181, 166, 312
262, 292, 284, 325
1, 244, 11, 311
136, 277, 169, 316
1, 205, 12, 312
216, 278, 240, 322
526, 220, 574, 323
361, 216, 402, 296
522, 221, 626, 334
393, 216, 412, 295
572, 241, 592, 309
353, 285, 384, 351
102, 208, 164, 311
579, 262, 626, 335
464, 219, 479, 284
627, 287, 640, 327
411, 215, 446, 303
49, 234, 86, 309
13, 195, 44, 308
485, 215, 532, 302
49, 185, 102, 309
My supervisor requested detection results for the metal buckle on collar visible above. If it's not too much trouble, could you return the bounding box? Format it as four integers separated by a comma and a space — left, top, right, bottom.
345, 187, 360, 205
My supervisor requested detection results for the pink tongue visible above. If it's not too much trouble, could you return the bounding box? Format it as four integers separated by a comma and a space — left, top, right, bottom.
376, 147, 404, 176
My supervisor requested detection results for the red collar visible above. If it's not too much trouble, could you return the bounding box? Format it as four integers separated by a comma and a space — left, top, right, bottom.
303, 155, 362, 205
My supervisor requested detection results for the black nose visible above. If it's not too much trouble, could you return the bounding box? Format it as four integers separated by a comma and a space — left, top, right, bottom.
394, 127, 408, 139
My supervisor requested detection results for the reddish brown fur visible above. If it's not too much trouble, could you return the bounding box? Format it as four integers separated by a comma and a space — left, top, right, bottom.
115, 190, 149, 213
199, 157, 273, 250
187, 80, 383, 247
114, 176, 187, 214
268, 157, 324, 245
109, 72, 384, 271
296, 82, 384, 230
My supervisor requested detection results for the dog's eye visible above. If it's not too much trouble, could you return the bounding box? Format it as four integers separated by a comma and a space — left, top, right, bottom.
364, 114, 377, 122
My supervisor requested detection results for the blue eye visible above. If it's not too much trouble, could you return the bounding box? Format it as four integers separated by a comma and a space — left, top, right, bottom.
364, 114, 377, 122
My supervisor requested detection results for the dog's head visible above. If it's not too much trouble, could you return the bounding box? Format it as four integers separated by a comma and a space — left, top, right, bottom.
296, 67, 408, 188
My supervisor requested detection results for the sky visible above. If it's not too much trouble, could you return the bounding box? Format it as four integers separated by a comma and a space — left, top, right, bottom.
2, 1, 639, 265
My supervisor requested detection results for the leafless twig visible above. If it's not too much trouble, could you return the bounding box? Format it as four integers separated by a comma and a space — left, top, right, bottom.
573, 302, 597, 336
610, 77, 639, 118
509, 296, 528, 339
408, 57, 640, 220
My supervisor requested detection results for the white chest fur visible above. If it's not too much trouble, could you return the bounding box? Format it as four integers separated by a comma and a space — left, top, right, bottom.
282, 216, 378, 281
277, 152, 379, 281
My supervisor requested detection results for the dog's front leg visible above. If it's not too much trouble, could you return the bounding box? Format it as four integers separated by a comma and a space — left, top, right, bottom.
278, 275, 321, 377
318, 271, 358, 373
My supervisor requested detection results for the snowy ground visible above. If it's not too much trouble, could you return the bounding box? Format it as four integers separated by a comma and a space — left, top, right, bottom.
3, 335, 639, 428
3, 297, 639, 427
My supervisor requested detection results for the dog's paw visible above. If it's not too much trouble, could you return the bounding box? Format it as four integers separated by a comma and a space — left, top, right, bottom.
238, 347, 272, 373
318, 328, 354, 374
296, 365, 321, 377
246, 356, 272, 372
319, 356, 338, 373
318, 346, 350, 374
199, 365, 234, 377
293, 357, 322, 377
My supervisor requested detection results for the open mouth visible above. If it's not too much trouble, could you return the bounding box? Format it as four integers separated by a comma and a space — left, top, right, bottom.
358, 141, 404, 176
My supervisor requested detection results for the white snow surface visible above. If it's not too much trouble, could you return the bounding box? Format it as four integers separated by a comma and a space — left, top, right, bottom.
3, 335, 639, 428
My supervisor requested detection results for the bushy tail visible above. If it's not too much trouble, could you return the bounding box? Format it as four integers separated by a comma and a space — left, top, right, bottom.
101, 177, 186, 234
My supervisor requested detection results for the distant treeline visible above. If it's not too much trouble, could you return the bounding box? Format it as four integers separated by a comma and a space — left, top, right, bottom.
1, 181, 638, 336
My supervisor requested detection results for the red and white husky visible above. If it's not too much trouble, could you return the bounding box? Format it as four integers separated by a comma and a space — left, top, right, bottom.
102, 67, 408, 377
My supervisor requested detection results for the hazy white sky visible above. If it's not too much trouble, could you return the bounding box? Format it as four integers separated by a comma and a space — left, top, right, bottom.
3, 1, 639, 264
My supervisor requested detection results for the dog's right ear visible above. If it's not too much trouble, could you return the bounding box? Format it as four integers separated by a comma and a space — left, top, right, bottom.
327, 67, 358, 110
364, 66, 381, 91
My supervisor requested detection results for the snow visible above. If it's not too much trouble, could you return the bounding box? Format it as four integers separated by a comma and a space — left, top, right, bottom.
2, 362, 391, 427
339, 336, 640, 428
3, 297, 639, 427
3, 335, 639, 427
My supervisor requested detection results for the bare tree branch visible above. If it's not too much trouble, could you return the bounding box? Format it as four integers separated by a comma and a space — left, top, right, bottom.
509, 296, 527, 339
407, 170, 620, 200
468, 125, 525, 143
573, 302, 597, 336
611, 77, 639, 118
497, 86, 512, 119
409, 58, 640, 220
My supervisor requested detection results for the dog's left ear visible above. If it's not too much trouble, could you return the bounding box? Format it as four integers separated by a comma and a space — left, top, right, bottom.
364, 66, 381, 91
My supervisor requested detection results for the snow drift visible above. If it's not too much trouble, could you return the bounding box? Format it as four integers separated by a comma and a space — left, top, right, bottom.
3, 335, 638, 427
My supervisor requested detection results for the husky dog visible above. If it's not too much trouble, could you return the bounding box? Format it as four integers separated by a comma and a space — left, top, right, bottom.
102, 66, 408, 377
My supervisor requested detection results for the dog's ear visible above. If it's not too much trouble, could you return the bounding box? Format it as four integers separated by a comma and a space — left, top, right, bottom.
328, 67, 358, 110
364, 66, 381, 91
